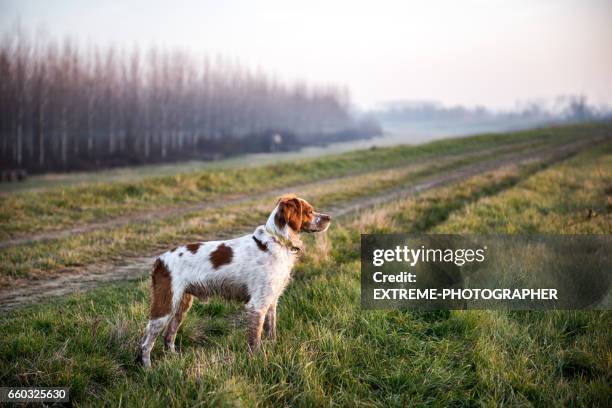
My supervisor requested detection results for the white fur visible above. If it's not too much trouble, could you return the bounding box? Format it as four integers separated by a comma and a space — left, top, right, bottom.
164, 222, 297, 315
138, 201, 330, 367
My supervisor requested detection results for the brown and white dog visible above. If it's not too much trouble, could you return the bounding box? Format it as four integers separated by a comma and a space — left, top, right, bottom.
137, 195, 331, 367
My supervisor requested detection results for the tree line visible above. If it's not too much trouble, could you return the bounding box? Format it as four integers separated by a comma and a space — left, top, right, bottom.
0, 28, 376, 173
373, 96, 611, 134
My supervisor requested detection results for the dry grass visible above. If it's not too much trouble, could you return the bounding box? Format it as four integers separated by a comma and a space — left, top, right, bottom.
0, 136, 560, 284
0, 130, 610, 406
1, 124, 587, 239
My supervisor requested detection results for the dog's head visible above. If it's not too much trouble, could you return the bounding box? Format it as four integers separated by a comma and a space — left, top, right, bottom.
272, 195, 331, 234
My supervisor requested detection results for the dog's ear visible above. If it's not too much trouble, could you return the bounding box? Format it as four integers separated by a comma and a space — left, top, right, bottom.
275, 196, 303, 231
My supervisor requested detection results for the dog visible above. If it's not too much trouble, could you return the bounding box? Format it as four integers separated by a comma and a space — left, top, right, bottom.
137, 195, 331, 367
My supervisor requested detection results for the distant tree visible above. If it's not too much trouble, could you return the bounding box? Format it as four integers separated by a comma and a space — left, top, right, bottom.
0, 26, 379, 173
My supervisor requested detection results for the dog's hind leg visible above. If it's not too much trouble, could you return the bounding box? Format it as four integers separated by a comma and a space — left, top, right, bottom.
164, 293, 193, 353
137, 259, 176, 368
139, 315, 170, 368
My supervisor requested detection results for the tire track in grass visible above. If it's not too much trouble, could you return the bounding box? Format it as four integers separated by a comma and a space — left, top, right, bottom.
0, 138, 554, 250
0, 141, 553, 285
0, 138, 602, 311
327, 138, 601, 218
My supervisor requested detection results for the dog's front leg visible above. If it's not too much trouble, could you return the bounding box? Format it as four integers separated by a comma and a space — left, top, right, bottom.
263, 301, 277, 341
246, 303, 267, 352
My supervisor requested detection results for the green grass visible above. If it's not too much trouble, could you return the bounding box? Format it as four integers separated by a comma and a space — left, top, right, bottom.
433, 142, 612, 234
0, 131, 453, 194
1, 123, 601, 239
2, 141, 610, 406
0, 134, 568, 284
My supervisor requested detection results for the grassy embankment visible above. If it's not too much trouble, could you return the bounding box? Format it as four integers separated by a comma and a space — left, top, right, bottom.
3, 123, 601, 239
0, 128, 580, 283
1, 138, 609, 405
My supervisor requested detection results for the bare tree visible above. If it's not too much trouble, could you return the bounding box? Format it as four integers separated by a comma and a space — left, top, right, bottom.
0, 27, 377, 173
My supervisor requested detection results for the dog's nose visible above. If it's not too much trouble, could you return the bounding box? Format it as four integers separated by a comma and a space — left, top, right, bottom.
320, 214, 331, 221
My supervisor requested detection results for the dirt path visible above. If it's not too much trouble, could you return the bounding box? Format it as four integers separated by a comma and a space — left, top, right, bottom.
0, 139, 601, 311
0, 138, 550, 250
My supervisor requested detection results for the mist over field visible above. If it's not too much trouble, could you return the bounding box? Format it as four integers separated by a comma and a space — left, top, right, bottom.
0, 29, 383, 174
1, 0, 611, 176
1, 23, 608, 176
0, 2, 611, 407
372, 97, 612, 135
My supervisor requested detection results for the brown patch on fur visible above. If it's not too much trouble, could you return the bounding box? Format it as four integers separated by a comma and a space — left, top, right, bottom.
186, 243, 201, 254
279, 195, 302, 230
300, 200, 315, 230
252, 236, 268, 252
150, 258, 173, 319
170, 247, 178, 253
209, 243, 233, 269
274, 206, 286, 229
186, 280, 249, 302
276, 195, 315, 232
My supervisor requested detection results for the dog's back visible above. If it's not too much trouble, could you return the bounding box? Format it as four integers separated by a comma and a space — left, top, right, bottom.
138, 195, 330, 367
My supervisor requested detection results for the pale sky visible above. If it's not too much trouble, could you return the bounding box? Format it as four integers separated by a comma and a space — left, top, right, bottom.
1, 0, 611, 110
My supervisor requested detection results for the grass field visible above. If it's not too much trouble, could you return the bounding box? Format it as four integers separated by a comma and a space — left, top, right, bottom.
1, 124, 596, 239
0, 124, 601, 286
0, 134, 568, 283
0, 124, 610, 406
0, 126, 557, 195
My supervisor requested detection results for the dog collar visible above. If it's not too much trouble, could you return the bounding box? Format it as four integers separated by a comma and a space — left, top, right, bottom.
264, 227, 303, 253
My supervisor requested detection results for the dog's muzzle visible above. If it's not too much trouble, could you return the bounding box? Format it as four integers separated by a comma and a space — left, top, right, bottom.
303, 213, 331, 232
